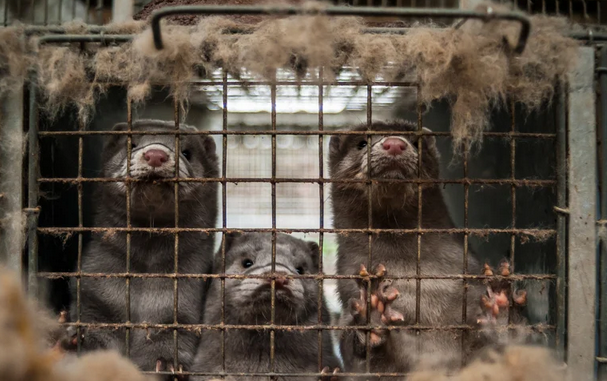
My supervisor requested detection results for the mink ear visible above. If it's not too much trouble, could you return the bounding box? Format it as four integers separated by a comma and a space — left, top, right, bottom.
223, 232, 242, 253
329, 135, 342, 156
202, 135, 217, 156
421, 127, 436, 148
102, 122, 129, 153
111, 122, 129, 132
306, 241, 320, 272
112, 122, 129, 136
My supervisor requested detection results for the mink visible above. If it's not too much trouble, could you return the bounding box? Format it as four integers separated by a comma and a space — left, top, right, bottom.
67, 119, 219, 378
191, 232, 341, 381
328, 120, 529, 376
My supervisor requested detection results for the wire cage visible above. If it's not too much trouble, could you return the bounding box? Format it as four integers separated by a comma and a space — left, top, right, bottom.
0, 1, 605, 381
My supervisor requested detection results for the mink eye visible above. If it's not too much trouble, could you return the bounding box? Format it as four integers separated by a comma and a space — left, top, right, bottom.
242, 259, 254, 268
131, 142, 137, 149
357, 140, 368, 150
296, 267, 305, 275
181, 150, 191, 160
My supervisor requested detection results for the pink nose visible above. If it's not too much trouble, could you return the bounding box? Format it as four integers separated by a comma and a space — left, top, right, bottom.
267, 275, 290, 288
143, 149, 168, 168
382, 138, 406, 156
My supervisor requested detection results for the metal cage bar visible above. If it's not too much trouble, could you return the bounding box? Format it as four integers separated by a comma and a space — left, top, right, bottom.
597, 46, 607, 378
0, 76, 24, 273
148, 5, 531, 54
566, 46, 598, 381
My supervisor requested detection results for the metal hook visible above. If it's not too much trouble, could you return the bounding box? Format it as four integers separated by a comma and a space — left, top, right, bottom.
149, 5, 531, 55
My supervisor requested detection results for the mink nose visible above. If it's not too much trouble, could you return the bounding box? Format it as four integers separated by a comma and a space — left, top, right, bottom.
382, 138, 406, 156
267, 274, 290, 288
144, 149, 168, 168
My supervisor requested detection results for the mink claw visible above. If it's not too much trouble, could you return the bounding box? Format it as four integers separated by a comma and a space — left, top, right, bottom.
58, 310, 68, 324
378, 280, 399, 301
495, 290, 509, 308
350, 298, 366, 319
381, 306, 405, 324
374, 264, 386, 277
480, 286, 504, 318
155, 358, 188, 380
155, 359, 165, 373
56, 325, 81, 352
359, 264, 369, 278
483, 263, 494, 276
513, 289, 527, 306
498, 259, 511, 277
321, 366, 340, 381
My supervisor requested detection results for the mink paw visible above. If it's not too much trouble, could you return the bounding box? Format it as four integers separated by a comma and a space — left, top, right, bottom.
52, 310, 81, 352
477, 259, 527, 326
349, 264, 404, 349
155, 358, 188, 381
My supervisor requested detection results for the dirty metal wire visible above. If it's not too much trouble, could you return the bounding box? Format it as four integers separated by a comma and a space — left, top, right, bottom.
461, 142, 469, 365
19, 25, 453, 37
36, 177, 557, 186
37, 272, 557, 281
598, 46, 607, 376
571, 31, 607, 42
415, 84, 423, 356
27, 71, 40, 298
76, 96, 86, 355
221, 69, 228, 377
508, 99, 516, 327
365, 84, 373, 372
124, 98, 133, 358
317, 69, 325, 374
555, 82, 567, 360
149, 5, 531, 53
142, 370, 432, 378
36, 34, 133, 44
270, 78, 278, 374
38, 130, 557, 138
37, 226, 557, 235
56, 321, 555, 332
172, 98, 181, 379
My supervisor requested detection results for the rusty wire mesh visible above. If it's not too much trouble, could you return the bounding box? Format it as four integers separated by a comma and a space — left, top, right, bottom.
29, 66, 562, 380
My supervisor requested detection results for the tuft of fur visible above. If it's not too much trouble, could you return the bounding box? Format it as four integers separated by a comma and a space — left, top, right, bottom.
410, 345, 566, 381
0, 26, 28, 98
0, 266, 158, 381
36, 45, 94, 122
58, 351, 157, 381
0, 267, 59, 381
132, 24, 198, 105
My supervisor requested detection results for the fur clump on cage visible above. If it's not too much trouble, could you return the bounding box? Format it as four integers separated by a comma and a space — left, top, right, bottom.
0, 1, 579, 155
410, 344, 566, 381
0, 266, 158, 381
0, 27, 28, 98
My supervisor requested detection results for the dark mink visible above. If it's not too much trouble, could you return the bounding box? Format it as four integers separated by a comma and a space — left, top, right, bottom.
68, 119, 219, 379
